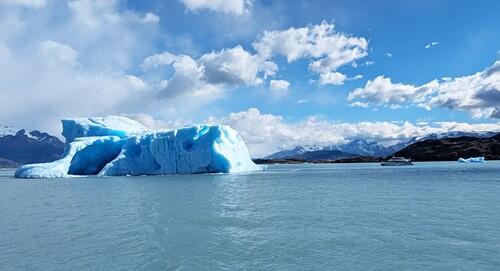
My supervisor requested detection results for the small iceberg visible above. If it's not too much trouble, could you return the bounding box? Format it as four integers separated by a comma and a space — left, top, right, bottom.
457, 157, 485, 163
15, 116, 262, 178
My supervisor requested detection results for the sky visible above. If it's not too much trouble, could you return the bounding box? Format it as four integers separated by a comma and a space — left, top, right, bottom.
0, 0, 499, 157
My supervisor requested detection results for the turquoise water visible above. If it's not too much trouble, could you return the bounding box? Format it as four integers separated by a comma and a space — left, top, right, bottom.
1, 162, 500, 270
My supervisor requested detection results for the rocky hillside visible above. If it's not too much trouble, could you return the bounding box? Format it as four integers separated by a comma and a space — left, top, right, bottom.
0, 158, 20, 168
0, 129, 64, 167
394, 133, 500, 161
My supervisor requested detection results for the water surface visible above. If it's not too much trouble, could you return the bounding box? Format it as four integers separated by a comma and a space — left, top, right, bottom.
1, 162, 500, 270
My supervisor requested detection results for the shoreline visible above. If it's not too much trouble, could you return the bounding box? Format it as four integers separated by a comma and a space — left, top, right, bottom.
253, 157, 497, 164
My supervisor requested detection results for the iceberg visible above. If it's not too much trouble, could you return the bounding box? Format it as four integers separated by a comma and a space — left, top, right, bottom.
15, 116, 262, 178
61, 116, 147, 142
458, 157, 485, 163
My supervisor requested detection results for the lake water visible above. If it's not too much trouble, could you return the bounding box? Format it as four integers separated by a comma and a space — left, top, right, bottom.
1, 162, 500, 270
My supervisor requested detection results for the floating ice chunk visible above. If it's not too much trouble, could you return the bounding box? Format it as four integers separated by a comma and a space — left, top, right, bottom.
15, 136, 124, 178
458, 157, 485, 163
99, 125, 262, 176
15, 117, 261, 178
61, 116, 146, 143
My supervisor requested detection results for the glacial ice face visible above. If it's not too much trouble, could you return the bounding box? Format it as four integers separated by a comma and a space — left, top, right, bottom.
100, 125, 261, 176
15, 136, 124, 178
15, 116, 261, 178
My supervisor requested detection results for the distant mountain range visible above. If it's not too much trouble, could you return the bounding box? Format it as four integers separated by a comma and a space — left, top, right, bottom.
265, 131, 499, 161
0, 128, 64, 168
266, 138, 412, 159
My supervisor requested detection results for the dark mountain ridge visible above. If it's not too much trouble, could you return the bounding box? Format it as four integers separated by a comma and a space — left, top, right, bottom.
394, 133, 500, 161
0, 129, 64, 166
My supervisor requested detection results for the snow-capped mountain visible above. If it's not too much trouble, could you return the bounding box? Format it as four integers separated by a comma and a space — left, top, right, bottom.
266, 145, 323, 159
0, 128, 64, 166
0, 125, 18, 137
418, 131, 497, 141
331, 139, 389, 157
267, 139, 394, 159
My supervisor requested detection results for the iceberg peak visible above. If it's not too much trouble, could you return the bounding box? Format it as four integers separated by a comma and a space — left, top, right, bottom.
61, 116, 147, 143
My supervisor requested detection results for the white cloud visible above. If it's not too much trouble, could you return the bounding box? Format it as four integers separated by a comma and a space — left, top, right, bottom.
139, 12, 160, 24
269, 79, 290, 91
158, 54, 221, 100
200, 45, 275, 86
0, 0, 46, 8
425, 41, 439, 49
39, 40, 79, 67
141, 52, 179, 69
179, 0, 250, 15
253, 21, 368, 83
207, 108, 500, 157
349, 101, 369, 108
385, 52, 392, 58
0, 0, 162, 133
348, 61, 500, 118
142, 22, 369, 101
350, 74, 363, 80
318, 72, 347, 85
68, 0, 121, 28
348, 76, 430, 106
142, 46, 277, 102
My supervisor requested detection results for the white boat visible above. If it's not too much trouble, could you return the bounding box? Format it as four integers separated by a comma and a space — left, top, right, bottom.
381, 157, 413, 166
458, 157, 485, 163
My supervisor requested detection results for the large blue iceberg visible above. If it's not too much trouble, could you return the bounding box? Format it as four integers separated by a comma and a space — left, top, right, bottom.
15, 116, 262, 178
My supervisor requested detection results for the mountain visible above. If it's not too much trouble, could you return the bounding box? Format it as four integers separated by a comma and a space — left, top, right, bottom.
331, 139, 390, 157
0, 129, 64, 167
293, 149, 358, 161
263, 147, 358, 162
266, 139, 406, 159
394, 133, 500, 161
0, 125, 19, 137
0, 158, 20, 168
418, 131, 498, 141
266, 146, 308, 159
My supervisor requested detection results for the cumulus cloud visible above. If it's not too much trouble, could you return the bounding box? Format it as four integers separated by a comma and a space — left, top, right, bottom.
0, 0, 160, 133
141, 22, 368, 101
253, 21, 368, 85
139, 12, 160, 24
207, 108, 500, 157
269, 79, 290, 91
425, 41, 439, 49
348, 61, 500, 118
142, 45, 277, 102
179, 0, 250, 15
318, 72, 347, 85
141, 52, 179, 69
199, 45, 276, 86
348, 76, 432, 107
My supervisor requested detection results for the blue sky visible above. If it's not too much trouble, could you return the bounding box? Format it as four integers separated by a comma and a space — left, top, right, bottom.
0, 0, 499, 156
